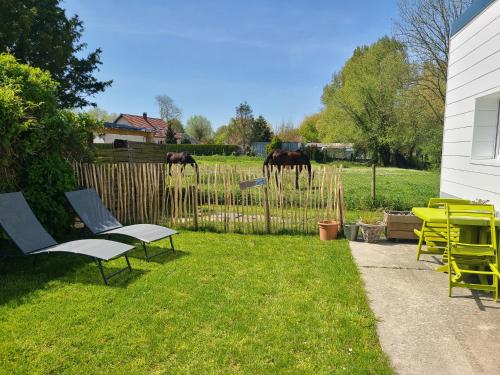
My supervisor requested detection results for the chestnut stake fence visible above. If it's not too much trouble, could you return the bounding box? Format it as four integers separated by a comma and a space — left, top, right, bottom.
73, 163, 345, 235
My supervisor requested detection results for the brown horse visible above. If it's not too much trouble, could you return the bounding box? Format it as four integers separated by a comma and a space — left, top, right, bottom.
263, 149, 312, 189
166, 152, 199, 181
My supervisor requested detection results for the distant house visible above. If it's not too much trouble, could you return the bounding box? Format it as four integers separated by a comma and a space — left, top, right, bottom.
93, 112, 196, 144
93, 120, 153, 144
441, 0, 500, 206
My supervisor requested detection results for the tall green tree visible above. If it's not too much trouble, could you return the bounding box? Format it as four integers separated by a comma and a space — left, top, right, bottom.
213, 125, 231, 145
233, 102, 254, 150
322, 37, 414, 165
251, 115, 273, 142
186, 115, 213, 143
168, 118, 184, 133
0, 0, 112, 108
85, 107, 117, 122
299, 114, 321, 143
165, 125, 177, 144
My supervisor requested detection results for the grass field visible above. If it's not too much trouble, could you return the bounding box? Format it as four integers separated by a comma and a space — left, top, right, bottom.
196, 155, 440, 214
0, 232, 391, 374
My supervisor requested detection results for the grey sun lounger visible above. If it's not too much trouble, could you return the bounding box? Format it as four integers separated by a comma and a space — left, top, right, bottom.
65, 188, 177, 261
0, 192, 135, 285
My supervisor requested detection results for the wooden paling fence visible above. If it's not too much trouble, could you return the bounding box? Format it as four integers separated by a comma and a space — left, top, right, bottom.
74, 163, 345, 235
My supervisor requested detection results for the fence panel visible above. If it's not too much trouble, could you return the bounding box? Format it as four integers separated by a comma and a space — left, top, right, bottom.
74, 163, 345, 234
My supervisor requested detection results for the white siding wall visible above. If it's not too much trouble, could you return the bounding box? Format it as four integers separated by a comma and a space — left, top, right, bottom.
441, 0, 500, 207
93, 133, 147, 144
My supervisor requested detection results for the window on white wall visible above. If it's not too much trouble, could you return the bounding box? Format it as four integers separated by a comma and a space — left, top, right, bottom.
471, 96, 500, 160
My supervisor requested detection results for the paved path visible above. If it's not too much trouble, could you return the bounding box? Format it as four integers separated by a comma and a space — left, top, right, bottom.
350, 241, 500, 375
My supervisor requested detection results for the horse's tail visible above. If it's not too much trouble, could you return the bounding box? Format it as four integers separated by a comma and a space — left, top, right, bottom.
185, 155, 199, 184
263, 151, 274, 176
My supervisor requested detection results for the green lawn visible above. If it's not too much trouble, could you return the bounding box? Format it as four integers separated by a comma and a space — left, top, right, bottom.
0, 232, 391, 374
196, 155, 440, 213
343, 167, 440, 212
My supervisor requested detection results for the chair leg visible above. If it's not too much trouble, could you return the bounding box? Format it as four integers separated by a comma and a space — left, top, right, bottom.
448, 259, 453, 298
142, 242, 150, 261
494, 274, 498, 302
125, 254, 132, 272
169, 236, 176, 252
95, 256, 133, 285
142, 238, 173, 261
416, 222, 426, 261
96, 259, 109, 285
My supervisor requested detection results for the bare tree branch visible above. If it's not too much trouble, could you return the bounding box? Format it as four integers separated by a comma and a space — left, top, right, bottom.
395, 0, 472, 122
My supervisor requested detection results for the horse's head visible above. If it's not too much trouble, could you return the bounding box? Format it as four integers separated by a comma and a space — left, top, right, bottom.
184, 153, 196, 164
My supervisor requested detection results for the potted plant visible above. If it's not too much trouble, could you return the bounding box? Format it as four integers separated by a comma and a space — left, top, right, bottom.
343, 222, 360, 241
318, 220, 339, 241
358, 213, 385, 243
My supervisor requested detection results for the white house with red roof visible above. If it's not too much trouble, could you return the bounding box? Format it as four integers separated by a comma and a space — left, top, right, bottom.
115, 112, 167, 144
93, 112, 195, 144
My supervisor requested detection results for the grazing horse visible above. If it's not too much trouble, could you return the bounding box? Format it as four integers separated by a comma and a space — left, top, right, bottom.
263, 149, 312, 189
166, 152, 199, 181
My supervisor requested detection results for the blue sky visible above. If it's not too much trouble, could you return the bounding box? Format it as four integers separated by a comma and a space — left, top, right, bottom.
64, 0, 399, 129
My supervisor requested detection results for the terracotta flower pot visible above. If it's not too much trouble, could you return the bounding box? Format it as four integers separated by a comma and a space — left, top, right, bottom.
318, 220, 339, 241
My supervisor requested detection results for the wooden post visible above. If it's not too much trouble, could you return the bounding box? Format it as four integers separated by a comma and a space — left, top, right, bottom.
193, 184, 199, 231
371, 164, 376, 207
263, 184, 271, 234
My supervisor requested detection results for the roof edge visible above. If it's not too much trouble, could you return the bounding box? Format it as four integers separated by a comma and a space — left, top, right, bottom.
451, 0, 495, 37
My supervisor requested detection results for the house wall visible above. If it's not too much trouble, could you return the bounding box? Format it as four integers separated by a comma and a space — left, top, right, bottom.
441, 0, 500, 206
93, 129, 148, 144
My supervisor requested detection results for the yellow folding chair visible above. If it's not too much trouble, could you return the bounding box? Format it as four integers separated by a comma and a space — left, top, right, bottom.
446, 204, 500, 301
415, 198, 470, 261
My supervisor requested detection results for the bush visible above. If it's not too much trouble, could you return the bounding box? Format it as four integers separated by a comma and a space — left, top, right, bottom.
21, 154, 76, 232
266, 135, 282, 154
0, 53, 98, 234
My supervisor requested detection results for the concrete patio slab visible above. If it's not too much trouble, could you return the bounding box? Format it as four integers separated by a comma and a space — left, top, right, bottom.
350, 241, 500, 375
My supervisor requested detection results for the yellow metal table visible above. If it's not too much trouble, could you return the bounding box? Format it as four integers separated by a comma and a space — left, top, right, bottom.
412, 207, 500, 227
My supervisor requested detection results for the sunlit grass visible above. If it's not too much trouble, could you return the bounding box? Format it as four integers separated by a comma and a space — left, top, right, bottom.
0, 232, 391, 374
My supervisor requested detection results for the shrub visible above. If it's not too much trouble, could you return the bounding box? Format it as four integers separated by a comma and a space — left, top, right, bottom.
0, 53, 98, 234
266, 135, 282, 154
21, 154, 76, 233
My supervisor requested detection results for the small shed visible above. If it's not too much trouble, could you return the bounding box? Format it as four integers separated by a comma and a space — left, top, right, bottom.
251, 142, 303, 156
305, 143, 354, 160
441, 0, 500, 207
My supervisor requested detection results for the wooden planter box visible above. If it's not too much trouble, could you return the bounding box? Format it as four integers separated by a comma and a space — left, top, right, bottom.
384, 211, 422, 240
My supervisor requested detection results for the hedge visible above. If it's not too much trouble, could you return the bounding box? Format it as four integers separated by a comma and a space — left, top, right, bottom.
94, 142, 241, 163
164, 144, 240, 155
